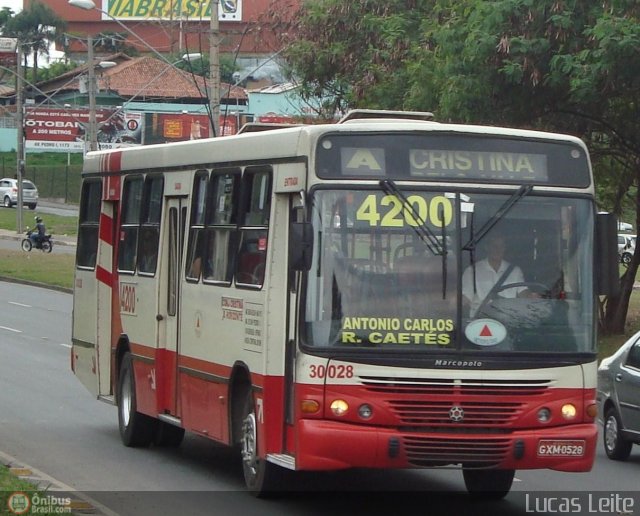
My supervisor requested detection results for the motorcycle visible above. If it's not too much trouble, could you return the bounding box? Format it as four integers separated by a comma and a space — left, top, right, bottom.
21, 228, 53, 253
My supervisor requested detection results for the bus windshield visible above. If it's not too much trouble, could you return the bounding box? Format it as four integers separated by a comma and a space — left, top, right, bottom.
302, 188, 594, 354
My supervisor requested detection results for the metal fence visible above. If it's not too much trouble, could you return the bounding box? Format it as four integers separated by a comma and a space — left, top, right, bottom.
0, 163, 83, 204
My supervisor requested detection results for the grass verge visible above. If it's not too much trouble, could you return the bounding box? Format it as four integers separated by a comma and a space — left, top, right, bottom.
0, 249, 74, 291
0, 208, 77, 239
0, 465, 74, 515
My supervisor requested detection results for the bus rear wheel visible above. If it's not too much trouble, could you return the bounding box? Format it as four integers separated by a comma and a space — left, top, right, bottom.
240, 391, 285, 496
117, 352, 157, 447
463, 468, 514, 499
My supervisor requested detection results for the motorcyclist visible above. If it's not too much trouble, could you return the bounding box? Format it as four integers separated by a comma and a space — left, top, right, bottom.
30, 216, 46, 247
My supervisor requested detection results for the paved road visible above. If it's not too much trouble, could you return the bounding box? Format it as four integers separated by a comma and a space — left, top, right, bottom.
2, 282, 640, 516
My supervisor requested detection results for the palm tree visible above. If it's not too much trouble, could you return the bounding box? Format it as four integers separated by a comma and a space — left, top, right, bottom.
3, 1, 66, 84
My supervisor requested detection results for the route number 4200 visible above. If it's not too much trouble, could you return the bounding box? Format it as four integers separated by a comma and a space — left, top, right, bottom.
355, 194, 453, 228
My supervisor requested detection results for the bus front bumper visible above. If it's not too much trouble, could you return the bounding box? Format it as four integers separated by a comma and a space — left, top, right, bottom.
295, 419, 597, 472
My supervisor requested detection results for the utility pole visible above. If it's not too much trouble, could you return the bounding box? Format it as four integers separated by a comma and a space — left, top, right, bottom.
209, 0, 220, 137
16, 43, 24, 234
87, 34, 97, 151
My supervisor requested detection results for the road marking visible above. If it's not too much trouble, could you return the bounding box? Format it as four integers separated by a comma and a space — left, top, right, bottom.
60, 343, 72, 348
8, 301, 31, 308
0, 325, 22, 333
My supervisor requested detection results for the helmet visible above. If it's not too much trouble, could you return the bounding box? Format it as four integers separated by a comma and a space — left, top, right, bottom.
35, 217, 42, 223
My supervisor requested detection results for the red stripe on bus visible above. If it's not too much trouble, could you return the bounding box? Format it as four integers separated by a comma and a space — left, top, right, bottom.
99, 213, 113, 245
108, 151, 122, 172
96, 265, 111, 286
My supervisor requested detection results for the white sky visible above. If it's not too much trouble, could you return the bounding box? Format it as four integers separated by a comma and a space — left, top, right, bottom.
1, 0, 23, 14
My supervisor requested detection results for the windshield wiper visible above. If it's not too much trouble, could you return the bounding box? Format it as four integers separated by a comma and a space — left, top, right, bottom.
462, 184, 533, 251
380, 179, 444, 256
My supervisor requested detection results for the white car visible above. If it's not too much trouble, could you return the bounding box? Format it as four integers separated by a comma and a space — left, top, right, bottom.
0, 178, 39, 210
618, 234, 636, 264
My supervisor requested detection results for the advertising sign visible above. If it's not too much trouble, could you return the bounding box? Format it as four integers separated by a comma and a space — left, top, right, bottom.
144, 112, 212, 144
24, 107, 143, 152
0, 37, 17, 66
105, 0, 242, 22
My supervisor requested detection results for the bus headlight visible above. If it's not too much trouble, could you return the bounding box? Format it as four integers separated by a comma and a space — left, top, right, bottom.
561, 404, 577, 420
537, 407, 551, 423
358, 404, 373, 419
330, 399, 349, 416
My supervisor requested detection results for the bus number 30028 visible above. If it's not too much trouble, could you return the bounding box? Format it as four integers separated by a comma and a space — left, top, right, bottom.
309, 364, 355, 379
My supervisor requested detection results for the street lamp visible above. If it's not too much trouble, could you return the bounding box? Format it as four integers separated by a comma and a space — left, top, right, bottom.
16, 43, 24, 234
69, 0, 220, 137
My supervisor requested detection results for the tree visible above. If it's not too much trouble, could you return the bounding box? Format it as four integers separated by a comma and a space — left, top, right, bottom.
281, 0, 640, 333
3, 1, 66, 84
270, 0, 433, 117
406, 0, 640, 334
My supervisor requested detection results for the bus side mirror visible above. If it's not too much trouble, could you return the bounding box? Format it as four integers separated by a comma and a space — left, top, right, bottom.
290, 221, 313, 271
595, 212, 620, 297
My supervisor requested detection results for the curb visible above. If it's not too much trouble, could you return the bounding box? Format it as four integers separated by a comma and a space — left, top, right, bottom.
0, 275, 73, 294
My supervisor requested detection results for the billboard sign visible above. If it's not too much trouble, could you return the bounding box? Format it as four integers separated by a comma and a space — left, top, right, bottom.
24, 107, 144, 152
144, 112, 212, 144
0, 37, 17, 66
105, 0, 242, 22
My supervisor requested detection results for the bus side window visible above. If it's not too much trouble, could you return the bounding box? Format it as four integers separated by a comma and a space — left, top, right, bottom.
236, 167, 271, 287
185, 170, 209, 281
118, 176, 144, 273
137, 175, 163, 275
236, 233, 267, 284
76, 179, 102, 269
203, 169, 240, 284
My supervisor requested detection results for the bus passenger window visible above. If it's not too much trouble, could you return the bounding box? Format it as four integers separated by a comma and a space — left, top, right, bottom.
138, 228, 159, 274
118, 176, 143, 273
76, 179, 101, 269
186, 229, 205, 280
236, 231, 267, 285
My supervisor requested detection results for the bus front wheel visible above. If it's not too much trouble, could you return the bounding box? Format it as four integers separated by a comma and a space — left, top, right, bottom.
240, 391, 285, 496
463, 468, 514, 499
117, 352, 157, 447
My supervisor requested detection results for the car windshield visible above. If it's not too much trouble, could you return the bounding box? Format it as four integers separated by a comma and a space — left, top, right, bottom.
301, 188, 594, 355
23, 181, 36, 190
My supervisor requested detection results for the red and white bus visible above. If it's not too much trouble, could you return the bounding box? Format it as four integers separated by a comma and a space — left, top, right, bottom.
71, 110, 618, 497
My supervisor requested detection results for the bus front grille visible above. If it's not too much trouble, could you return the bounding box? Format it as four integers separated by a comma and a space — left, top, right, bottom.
402, 436, 511, 467
360, 376, 551, 397
389, 400, 523, 427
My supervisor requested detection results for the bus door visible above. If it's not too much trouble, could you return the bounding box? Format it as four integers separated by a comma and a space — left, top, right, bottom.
157, 196, 187, 417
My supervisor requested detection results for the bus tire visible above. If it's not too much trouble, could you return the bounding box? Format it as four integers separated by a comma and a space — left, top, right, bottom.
155, 421, 185, 447
463, 468, 514, 499
240, 391, 285, 496
117, 352, 157, 447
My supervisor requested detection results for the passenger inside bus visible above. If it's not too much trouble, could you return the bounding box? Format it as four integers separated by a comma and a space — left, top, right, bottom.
138, 229, 158, 273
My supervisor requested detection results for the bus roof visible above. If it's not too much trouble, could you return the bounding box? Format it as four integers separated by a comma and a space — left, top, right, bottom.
82, 114, 588, 175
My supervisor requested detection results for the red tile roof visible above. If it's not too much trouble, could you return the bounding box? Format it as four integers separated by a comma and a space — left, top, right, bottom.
7, 53, 246, 102
100, 56, 246, 101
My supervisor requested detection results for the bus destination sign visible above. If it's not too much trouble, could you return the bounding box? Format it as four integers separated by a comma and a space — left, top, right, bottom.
340, 147, 548, 181
409, 149, 548, 181
318, 132, 590, 187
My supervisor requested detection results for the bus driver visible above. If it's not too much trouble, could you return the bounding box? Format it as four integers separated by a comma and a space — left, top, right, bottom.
462, 232, 536, 317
